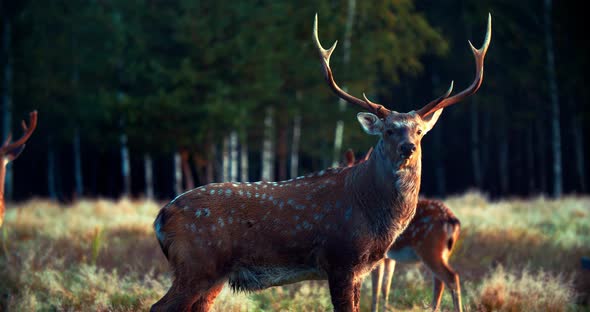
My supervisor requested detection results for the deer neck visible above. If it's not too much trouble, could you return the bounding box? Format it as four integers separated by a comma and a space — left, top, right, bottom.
346, 139, 421, 237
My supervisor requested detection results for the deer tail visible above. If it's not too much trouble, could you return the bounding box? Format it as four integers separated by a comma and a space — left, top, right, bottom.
443, 216, 461, 252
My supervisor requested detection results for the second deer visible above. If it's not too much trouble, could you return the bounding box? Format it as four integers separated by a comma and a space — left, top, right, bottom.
0, 111, 38, 228
345, 150, 462, 312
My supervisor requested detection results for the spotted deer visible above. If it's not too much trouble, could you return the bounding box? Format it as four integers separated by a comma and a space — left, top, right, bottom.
151, 14, 490, 312
372, 200, 461, 312
344, 150, 462, 312
0, 111, 38, 228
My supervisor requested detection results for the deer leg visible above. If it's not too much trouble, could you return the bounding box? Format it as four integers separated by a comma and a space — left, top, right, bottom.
353, 280, 362, 312
449, 271, 462, 312
190, 282, 225, 312
381, 259, 396, 311
328, 271, 356, 312
150, 278, 198, 312
431, 276, 445, 311
370, 261, 385, 312
422, 256, 462, 312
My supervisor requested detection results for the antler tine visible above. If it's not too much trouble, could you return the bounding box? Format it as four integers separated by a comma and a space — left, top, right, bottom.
417, 13, 492, 117
0, 111, 38, 153
313, 14, 390, 118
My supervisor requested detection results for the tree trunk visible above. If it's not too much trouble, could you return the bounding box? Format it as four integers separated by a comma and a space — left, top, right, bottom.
470, 98, 482, 189
261, 107, 275, 181
526, 127, 536, 194
2, 15, 13, 201
536, 120, 548, 193
120, 131, 131, 197
240, 137, 249, 182
181, 150, 195, 190
222, 135, 230, 182
481, 113, 492, 189
544, 0, 562, 197
277, 124, 288, 181
331, 0, 356, 167
290, 113, 301, 179
230, 131, 239, 182
431, 74, 445, 197
48, 141, 58, 200
174, 152, 182, 195
144, 153, 154, 199
206, 142, 215, 183
73, 127, 84, 197
572, 116, 586, 193
499, 127, 509, 195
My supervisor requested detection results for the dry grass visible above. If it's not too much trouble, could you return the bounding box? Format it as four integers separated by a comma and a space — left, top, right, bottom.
0, 193, 588, 311
475, 265, 576, 312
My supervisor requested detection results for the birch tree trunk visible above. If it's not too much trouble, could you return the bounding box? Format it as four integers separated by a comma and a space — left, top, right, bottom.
174, 152, 182, 195
331, 0, 356, 167
277, 125, 288, 181
2, 15, 13, 201
261, 107, 275, 181
230, 131, 239, 182
73, 128, 84, 197
240, 137, 249, 182
544, 0, 562, 197
120, 130, 131, 197
222, 135, 230, 182
144, 153, 154, 199
290, 113, 301, 179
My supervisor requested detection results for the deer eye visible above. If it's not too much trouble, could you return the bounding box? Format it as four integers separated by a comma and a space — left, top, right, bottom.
417, 129, 423, 135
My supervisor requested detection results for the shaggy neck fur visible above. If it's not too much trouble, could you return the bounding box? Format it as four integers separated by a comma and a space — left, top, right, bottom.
345, 139, 421, 239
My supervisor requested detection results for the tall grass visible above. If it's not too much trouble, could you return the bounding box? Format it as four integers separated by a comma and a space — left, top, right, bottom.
0, 193, 588, 311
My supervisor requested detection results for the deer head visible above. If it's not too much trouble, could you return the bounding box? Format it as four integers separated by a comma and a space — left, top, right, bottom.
314, 14, 491, 174
0, 111, 38, 227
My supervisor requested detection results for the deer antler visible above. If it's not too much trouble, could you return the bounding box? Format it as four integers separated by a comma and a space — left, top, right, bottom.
416, 14, 492, 117
313, 14, 390, 119
0, 111, 38, 154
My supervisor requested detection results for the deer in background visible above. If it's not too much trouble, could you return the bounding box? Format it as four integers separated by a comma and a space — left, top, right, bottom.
0, 111, 38, 228
344, 149, 462, 312
151, 14, 490, 312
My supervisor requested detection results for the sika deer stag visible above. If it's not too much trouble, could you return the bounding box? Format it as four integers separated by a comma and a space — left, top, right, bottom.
151, 14, 490, 312
0, 111, 38, 228
344, 150, 463, 312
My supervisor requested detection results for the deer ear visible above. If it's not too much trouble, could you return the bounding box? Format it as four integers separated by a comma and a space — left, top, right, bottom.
422, 108, 443, 133
3, 145, 25, 164
357, 112, 383, 136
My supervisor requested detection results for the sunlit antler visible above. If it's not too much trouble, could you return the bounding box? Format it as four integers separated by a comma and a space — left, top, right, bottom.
313, 14, 390, 118
417, 14, 492, 117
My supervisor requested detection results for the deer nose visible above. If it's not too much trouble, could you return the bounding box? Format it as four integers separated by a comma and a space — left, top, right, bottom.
398, 143, 416, 158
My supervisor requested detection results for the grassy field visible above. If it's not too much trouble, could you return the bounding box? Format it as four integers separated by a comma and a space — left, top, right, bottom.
1, 192, 588, 311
